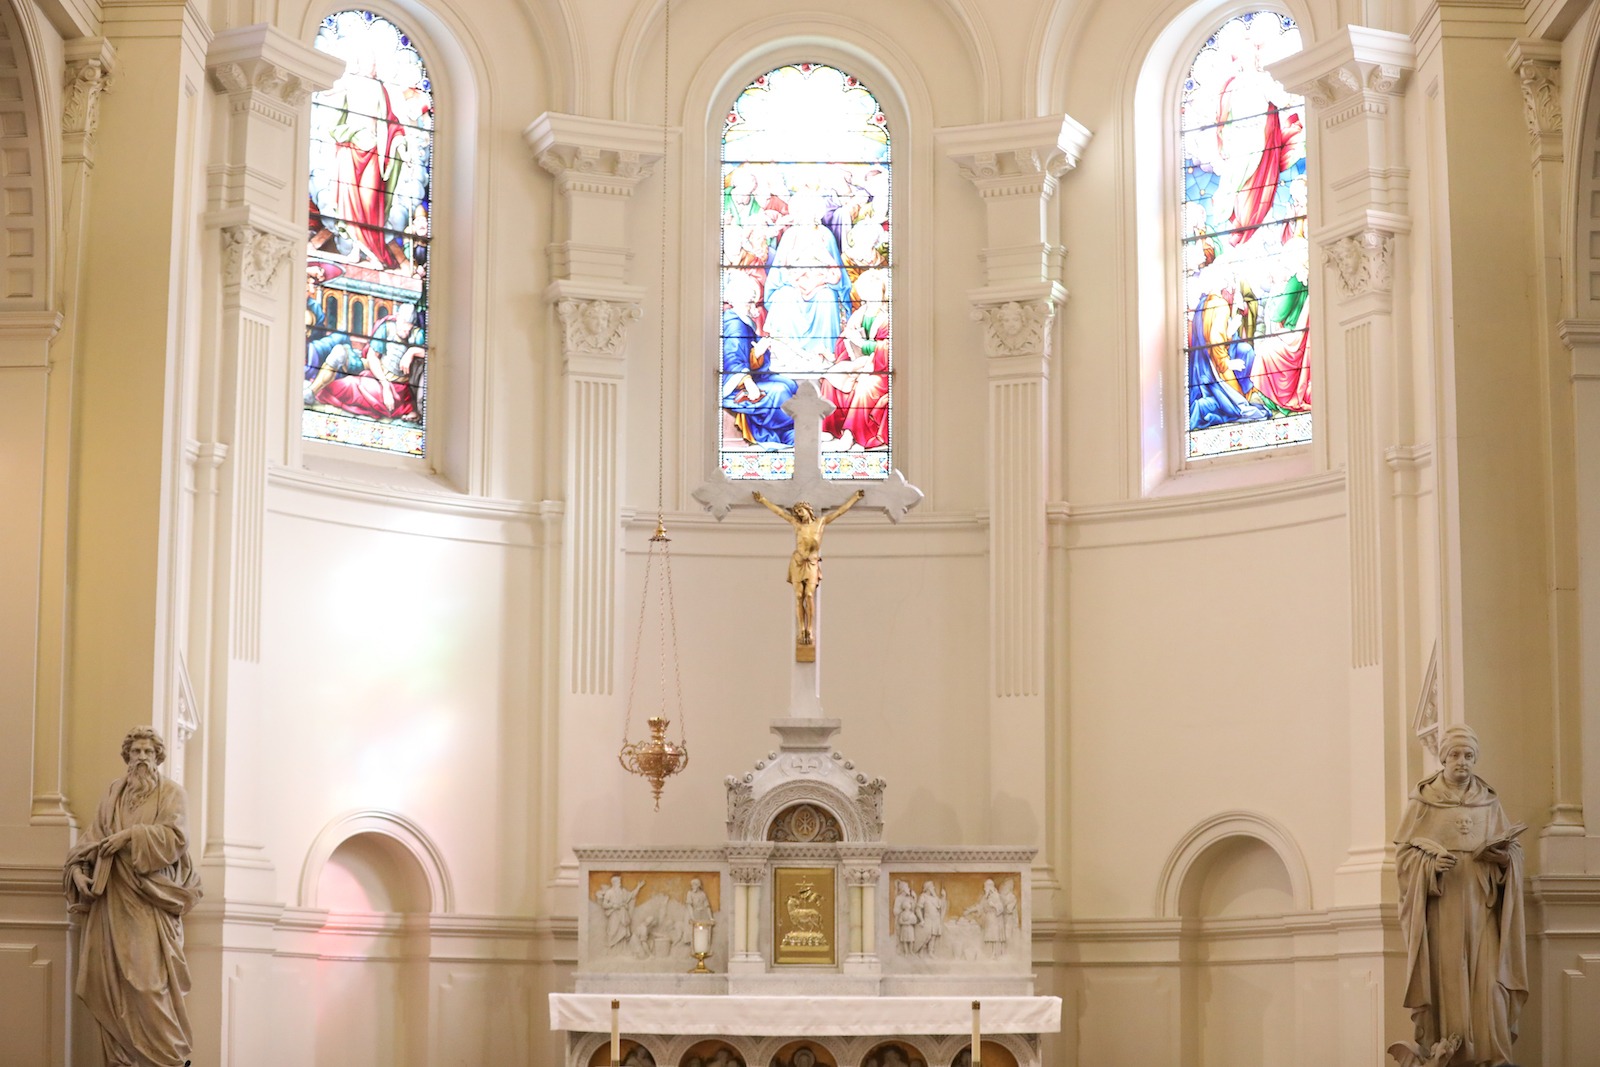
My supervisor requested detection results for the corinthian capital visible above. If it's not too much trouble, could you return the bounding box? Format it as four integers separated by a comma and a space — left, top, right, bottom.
222, 225, 293, 294
1507, 40, 1562, 140
972, 299, 1055, 357
63, 42, 115, 139
557, 298, 641, 357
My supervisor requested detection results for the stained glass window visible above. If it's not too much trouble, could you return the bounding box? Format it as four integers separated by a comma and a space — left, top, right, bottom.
304, 11, 433, 457
719, 63, 891, 480
1180, 12, 1310, 460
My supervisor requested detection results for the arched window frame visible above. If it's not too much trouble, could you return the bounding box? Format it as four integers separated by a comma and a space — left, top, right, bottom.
714, 61, 896, 482
1134, 1, 1325, 497
677, 34, 934, 494
291, 1, 488, 493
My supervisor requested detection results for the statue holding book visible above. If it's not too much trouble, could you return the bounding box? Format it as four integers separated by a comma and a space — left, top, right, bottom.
1389, 724, 1527, 1067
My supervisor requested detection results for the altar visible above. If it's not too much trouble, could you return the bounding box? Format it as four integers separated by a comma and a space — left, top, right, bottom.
549, 386, 1060, 1067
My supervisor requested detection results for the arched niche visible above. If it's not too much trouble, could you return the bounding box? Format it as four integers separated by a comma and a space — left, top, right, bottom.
299, 808, 454, 913
318, 830, 432, 913
1155, 810, 1311, 918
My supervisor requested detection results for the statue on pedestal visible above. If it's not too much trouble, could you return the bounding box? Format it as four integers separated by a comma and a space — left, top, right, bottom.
1389, 724, 1527, 1067
63, 726, 202, 1067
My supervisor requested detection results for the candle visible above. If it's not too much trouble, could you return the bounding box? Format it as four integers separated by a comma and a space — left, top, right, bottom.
610, 998, 620, 1066
971, 999, 981, 1066
692, 920, 713, 955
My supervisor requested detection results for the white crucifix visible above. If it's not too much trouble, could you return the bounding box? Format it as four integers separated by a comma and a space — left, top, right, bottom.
693, 381, 923, 715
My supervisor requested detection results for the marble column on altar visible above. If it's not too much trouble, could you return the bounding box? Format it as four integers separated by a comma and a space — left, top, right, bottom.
727, 844, 773, 974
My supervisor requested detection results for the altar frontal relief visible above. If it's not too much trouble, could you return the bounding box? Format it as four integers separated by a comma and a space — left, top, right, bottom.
888, 873, 1019, 965
773, 866, 836, 965
586, 871, 721, 969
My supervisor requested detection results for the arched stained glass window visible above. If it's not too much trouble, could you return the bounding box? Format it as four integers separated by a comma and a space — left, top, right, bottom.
1181, 13, 1309, 460
719, 63, 892, 480
304, 10, 433, 457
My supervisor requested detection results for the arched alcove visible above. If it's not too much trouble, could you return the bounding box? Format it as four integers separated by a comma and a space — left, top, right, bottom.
317, 830, 433, 914
1162, 813, 1309, 1067
299, 809, 454, 912
1156, 810, 1311, 917
1177, 835, 1296, 919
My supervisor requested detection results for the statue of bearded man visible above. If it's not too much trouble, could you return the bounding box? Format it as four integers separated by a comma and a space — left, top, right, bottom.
64, 726, 202, 1067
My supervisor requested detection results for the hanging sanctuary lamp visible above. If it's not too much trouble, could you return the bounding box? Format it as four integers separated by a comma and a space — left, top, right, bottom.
618, 0, 688, 809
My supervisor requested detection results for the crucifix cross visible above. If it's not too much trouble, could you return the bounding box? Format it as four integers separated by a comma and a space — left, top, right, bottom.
693, 381, 923, 712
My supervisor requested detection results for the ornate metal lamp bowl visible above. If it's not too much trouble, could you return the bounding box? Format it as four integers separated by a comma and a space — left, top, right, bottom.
618, 715, 687, 810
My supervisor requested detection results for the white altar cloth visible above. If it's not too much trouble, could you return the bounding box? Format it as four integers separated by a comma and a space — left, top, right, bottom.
549, 994, 1061, 1037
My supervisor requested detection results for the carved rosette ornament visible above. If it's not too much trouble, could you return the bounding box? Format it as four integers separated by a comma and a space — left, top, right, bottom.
1322, 230, 1394, 301
972, 300, 1055, 357
63, 56, 113, 138
557, 298, 640, 357
221, 225, 293, 294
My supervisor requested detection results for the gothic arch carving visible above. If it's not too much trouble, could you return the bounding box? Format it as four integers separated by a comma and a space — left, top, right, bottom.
1155, 809, 1312, 918
298, 808, 455, 912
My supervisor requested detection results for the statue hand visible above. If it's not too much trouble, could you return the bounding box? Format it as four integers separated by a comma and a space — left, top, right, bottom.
1433, 852, 1457, 873
96, 829, 129, 859
854, 489, 866, 500
752, 491, 764, 503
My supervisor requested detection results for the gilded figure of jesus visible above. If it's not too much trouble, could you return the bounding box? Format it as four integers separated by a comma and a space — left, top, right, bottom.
752, 488, 866, 646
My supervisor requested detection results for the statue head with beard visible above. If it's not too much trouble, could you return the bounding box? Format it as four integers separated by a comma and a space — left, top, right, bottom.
119, 725, 166, 801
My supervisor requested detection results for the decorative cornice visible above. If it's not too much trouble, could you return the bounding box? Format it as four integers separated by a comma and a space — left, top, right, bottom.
938, 115, 1092, 199
1322, 229, 1394, 300
574, 846, 728, 863
62, 39, 115, 139
556, 298, 640, 357
524, 112, 666, 194
205, 24, 345, 114
1270, 27, 1415, 125
972, 299, 1055, 357
222, 224, 293, 293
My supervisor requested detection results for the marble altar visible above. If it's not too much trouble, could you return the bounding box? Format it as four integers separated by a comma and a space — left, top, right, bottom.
549, 388, 1058, 1067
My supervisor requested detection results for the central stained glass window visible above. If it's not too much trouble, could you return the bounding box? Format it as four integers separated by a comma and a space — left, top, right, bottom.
304, 10, 434, 457
718, 63, 892, 480
1180, 12, 1310, 460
